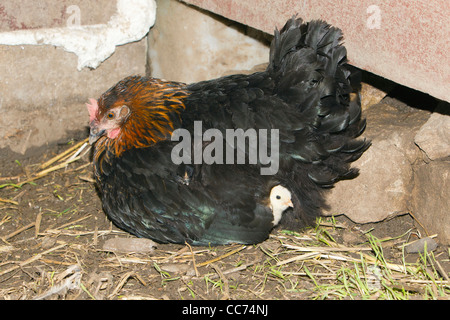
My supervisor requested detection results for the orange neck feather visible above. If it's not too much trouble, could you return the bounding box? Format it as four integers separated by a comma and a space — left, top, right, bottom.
97, 78, 188, 158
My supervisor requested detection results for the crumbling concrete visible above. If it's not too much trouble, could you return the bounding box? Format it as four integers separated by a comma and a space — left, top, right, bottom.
0, 0, 154, 154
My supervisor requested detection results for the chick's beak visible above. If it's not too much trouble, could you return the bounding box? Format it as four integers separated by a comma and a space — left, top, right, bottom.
285, 200, 294, 208
89, 121, 105, 145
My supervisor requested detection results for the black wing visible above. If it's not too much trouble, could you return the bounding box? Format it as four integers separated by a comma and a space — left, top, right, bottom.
97, 140, 276, 245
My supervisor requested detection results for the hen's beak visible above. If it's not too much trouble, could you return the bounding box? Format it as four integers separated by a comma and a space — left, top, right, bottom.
89, 122, 105, 145
285, 200, 294, 208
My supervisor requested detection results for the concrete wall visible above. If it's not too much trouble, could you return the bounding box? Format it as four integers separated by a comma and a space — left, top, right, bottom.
148, 0, 270, 84
183, 0, 450, 103
0, 0, 154, 154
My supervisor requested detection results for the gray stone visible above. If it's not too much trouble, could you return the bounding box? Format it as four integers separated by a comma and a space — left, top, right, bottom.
360, 83, 390, 111
324, 102, 430, 223
405, 237, 438, 254
411, 160, 450, 245
414, 102, 450, 161
102, 237, 157, 253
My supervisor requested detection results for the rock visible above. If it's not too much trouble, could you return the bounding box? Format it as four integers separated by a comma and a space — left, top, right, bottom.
405, 237, 438, 254
324, 98, 450, 245
414, 102, 450, 161
359, 71, 397, 110
411, 160, 450, 245
102, 237, 157, 253
360, 83, 390, 110
324, 102, 430, 223
41, 237, 57, 249
159, 263, 193, 274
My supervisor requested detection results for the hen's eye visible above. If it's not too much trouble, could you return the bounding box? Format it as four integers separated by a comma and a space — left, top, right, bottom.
276, 195, 281, 200
106, 112, 115, 120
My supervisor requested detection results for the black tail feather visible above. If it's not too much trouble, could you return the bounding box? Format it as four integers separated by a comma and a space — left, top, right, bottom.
268, 17, 370, 230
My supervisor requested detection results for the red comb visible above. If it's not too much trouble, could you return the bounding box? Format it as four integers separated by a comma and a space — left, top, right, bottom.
86, 98, 98, 122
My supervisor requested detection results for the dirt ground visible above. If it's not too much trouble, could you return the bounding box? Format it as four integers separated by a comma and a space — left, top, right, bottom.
0, 130, 449, 301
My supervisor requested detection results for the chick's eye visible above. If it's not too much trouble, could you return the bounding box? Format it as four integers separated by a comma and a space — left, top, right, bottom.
276, 195, 281, 200
106, 112, 115, 120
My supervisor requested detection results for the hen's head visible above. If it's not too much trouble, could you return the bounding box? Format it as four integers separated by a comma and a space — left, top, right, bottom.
87, 76, 188, 156
87, 98, 130, 144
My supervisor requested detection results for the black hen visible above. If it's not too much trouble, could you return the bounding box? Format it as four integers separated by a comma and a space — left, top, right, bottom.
87, 17, 370, 245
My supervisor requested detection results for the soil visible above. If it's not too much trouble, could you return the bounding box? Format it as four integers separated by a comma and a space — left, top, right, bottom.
0, 131, 449, 300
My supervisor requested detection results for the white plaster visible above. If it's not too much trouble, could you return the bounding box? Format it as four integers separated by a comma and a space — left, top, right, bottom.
0, 0, 156, 70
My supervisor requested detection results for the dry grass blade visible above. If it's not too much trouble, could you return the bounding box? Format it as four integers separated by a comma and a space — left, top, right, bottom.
211, 263, 230, 300
0, 198, 18, 205
108, 272, 148, 299
282, 244, 373, 252
0, 243, 66, 278
0, 245, 14, 253
2, 139, 88, 189
39, 138, 88, 170
432, 259, 450, 282
197, 245, 246, 267
2, 222, 35, 241
35, 210, 44, 238
276, 252, 320, 266
360, 252, 407, 273
39, 214, 92, 235
203, 260, 261, 282
21, 156, 81, 185
185, 241, 199, 277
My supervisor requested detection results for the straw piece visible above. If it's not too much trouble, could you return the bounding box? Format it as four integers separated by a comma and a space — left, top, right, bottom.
282, 244, 373, 252
211, 263, 230, 300
197, 245, 246, 267
2, 222, 35, 241
0, 198, 18, 205
185, 241, 199, 277
108, 272, 147, 299
40, 138, 88, 170
0, 243, 66, 277
276, 252, 320, 266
